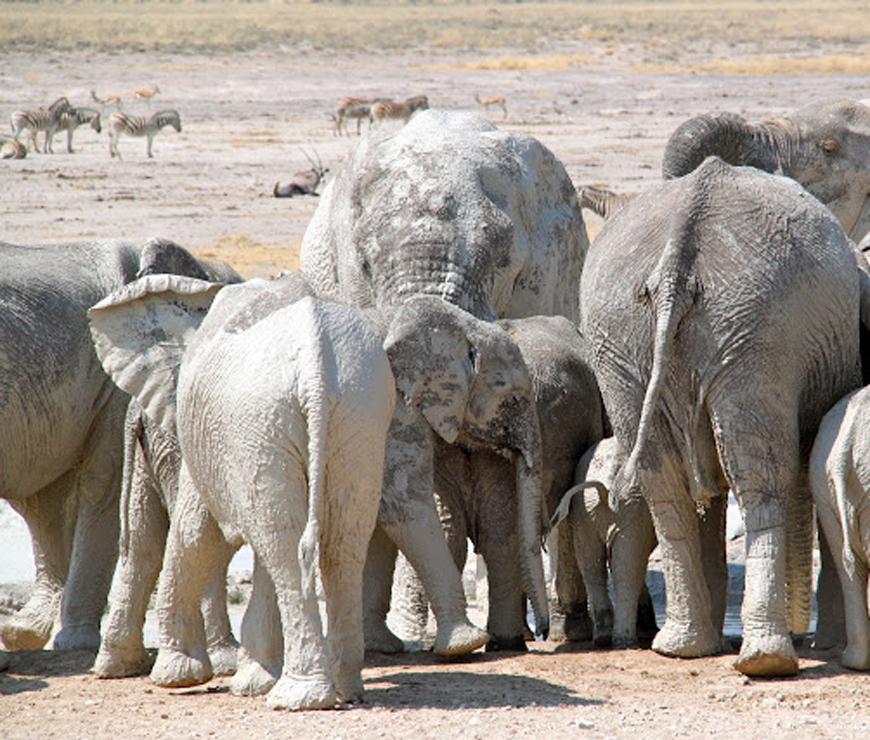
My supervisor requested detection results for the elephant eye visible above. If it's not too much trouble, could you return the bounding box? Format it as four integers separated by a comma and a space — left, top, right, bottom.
819, 138, 839, 154
467, 345, 477, 367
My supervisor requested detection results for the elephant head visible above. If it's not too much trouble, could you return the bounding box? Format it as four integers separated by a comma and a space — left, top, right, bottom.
662, 99, 870, 242
384, 296, 549, 637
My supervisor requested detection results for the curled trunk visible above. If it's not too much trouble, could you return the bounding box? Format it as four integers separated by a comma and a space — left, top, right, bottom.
661, 112, 779, 180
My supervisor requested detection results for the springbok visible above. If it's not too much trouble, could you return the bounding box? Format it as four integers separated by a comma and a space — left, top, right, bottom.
475, 93, 508, 119
128, 85, 161, 108
92, 89, 123, 109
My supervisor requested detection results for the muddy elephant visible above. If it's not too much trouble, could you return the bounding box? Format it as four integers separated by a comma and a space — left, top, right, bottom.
581, 157, 863, 676
0, 238, 240, 657
552, 437, 658, 648
810, 386, 870, 670
301, 108, 588, 654
89, 274, 395, 710
392, 315, 607, 651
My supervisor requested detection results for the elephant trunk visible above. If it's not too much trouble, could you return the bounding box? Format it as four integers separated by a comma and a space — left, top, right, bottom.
515, 427, 550, 641
661, 112, 781, 180
785, 485, 814, 634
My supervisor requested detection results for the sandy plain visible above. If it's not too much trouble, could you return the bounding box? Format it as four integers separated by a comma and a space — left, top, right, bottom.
3, 2, 870, 737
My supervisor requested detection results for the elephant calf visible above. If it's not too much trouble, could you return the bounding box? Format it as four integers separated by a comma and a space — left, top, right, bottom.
90, 274, 395, 710
552, 437, 658, 648
810, 386, 870, 670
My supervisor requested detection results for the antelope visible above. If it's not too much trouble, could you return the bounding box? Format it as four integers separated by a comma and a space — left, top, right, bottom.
577, 185, 636, 221
371, 95, 429, 126
0, 137, 26, 159
108, 109, 181, 159
91, 89, 123, 109
46, 107, 102, 153
475, 93, 508, 119
128, 85, 161, 108
273, 149, 328, 197
10, 96, 73, 153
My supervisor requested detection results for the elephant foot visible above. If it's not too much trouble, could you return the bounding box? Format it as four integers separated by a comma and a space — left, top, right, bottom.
651, 619, 721, 659
0, 616, 52, 650
207, 639, 240, 677
550, 604, 593, 643
636, 600, 659, 643
230, 658, 279, 696
335, 672, 365, 704
812, 627, 846, 651
93, 641, 154, 678
593, 632, 613, 648
0, 650, 8, 672
841, 643, 870, 671
485, 634, 528, 652
53, 624, 101, 651
364, 621, 406, 653
266, 675, 337, 711
150, 646, 214, 688
433, 621, 489, 656
612, 633, 640, 650
734, 633, 798, 677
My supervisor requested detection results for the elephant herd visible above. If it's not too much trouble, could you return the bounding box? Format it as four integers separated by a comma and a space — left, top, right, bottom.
3, 101, 870, 710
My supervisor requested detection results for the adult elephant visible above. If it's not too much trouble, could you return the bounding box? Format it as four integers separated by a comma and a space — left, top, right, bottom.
0, 238, 240, 655
301, 109, 588, 654
581, 157, 863, 676
661, 99, 870, 243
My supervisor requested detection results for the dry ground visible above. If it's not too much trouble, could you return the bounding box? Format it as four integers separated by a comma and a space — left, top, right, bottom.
3, 2, 870, 737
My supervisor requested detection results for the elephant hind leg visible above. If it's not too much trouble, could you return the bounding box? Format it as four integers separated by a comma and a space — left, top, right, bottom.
363, 526, 405, 653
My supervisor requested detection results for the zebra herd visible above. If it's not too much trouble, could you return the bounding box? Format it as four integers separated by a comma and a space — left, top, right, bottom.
4, 95, 181, 159
332, 94, 429, 136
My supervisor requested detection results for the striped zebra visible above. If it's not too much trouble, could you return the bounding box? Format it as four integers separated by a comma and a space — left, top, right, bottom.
108, 109, 182, 159
46, 107, 102, 153
577, 185, 635, 221
9, 96, 73, 154
371, 95, 429, 126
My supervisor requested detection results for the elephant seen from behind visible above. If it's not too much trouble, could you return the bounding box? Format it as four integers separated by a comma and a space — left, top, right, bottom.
581, 157, 863, 676
89, 274, 395, 710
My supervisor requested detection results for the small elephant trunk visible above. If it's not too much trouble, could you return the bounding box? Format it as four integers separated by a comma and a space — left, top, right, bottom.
516, 432, 550, 641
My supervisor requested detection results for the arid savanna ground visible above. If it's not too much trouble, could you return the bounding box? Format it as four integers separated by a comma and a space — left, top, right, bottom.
2, 1, 870, 737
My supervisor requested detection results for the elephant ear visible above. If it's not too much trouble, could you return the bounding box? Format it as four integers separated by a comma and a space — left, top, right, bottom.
384, 299, 474, 444
88, 274, 224, 430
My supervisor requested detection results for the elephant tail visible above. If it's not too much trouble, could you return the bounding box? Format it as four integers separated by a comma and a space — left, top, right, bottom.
119, 405, 145, 559
623, 233, 698, 486
298, 305, 333, 605
549, 481, 609, 529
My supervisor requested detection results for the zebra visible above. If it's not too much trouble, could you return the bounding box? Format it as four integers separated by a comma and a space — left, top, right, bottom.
333, 101, 373, 136
108, 109, 182, 159
371, 95, 429, 126
10, 96, 73, 154
46, 107, 102, 153
577, 185, 635, 221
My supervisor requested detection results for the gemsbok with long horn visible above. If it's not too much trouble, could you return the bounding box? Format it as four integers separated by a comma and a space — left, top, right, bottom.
273, 148, 329, 197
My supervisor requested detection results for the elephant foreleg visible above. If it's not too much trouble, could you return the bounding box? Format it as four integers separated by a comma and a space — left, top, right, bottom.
551, 520, 592, 642
55, 399, 124, 651
150, 471, 219, 689
813, 525, 846, 650
363, 526, 404, 652
202, 537, 240, 676
380, 503, 489, 656
231, 555, 282, 697
1, 473, 76, 650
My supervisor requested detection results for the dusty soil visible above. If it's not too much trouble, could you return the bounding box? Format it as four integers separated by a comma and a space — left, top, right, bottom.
3, 35, 870, 740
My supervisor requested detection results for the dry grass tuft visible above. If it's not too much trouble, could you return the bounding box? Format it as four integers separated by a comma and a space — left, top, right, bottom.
638, 54, 870, 76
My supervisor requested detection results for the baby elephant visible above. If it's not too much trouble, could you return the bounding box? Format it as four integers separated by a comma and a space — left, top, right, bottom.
553, 437, 658, 648
90, 274, 395, 710
810, 386, 870, 670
